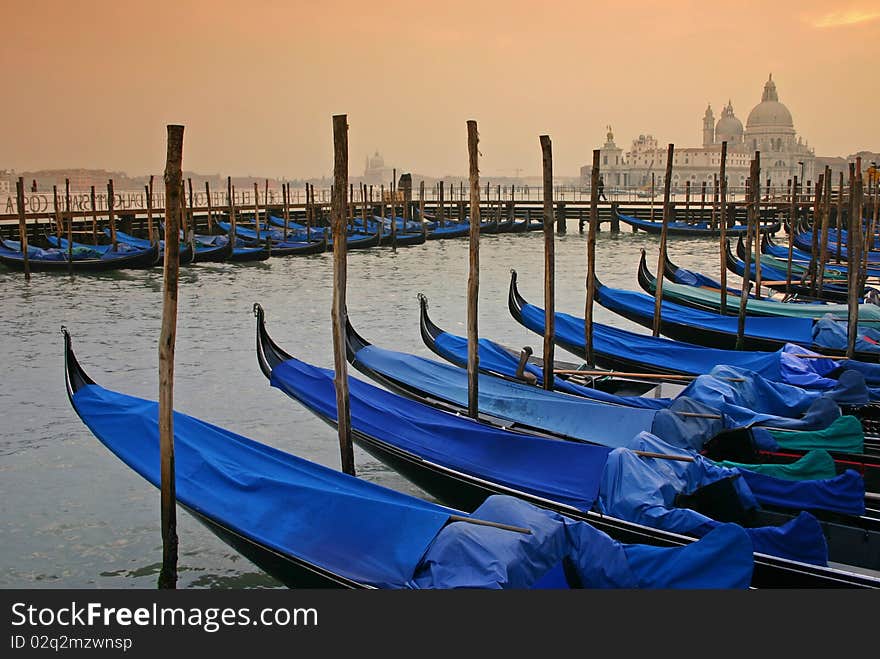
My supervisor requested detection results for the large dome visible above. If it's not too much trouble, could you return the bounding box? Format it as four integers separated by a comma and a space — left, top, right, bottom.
746, 75, 793, 128
715, 100, 743, 140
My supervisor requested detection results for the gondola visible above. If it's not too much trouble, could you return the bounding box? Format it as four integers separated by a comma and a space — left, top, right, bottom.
427, 222, 471, 240
638, 247, 880, 323
728, 235, 854, 302
0, 239, 160, 272
415, 293, 880, 484
254, 306, 880, 587
65, 330, 758, 589
349, 309, 878, 468
795, 229, 880, 264
340, 315, 880, 567
614, 207, 780, 237
263, 236, 328, 257
96, 229, 195, 265
628, 250, 880, 362
762, 233, 880, 281
212, 221, 328, 255
662, 243, 850, 303
508, 268, 880, 407
190, 235, 233, 263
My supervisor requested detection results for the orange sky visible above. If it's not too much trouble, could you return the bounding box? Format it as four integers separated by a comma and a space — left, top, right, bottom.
2, 0, 877, 179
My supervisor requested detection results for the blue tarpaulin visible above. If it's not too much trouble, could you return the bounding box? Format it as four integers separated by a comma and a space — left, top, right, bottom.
413, 495, 753, 589
598, 432, 830, 565
271, 357, 612, 511
515, 293, 880, 393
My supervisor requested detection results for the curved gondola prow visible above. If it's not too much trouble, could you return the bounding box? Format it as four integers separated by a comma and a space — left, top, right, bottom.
507, 269, 528, 325
253, 304, 294, 380
63, 327, 96, 406
662, 250, 681, 282
636, 249, 657, 295
417, 293, 449, 358
736, 233, 747, 260
344, 314, 372, 364
724, 238, 741, 275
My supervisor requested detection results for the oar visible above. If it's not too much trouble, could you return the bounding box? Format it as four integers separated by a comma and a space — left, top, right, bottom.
447, 515, 531, 534
555, 369, 746, 383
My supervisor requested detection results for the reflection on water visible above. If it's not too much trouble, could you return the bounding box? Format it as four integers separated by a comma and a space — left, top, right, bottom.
0, 229, 731, 588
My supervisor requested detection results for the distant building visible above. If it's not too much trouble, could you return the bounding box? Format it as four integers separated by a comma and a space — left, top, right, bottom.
584, 75, 819, 190
363, 150, 394, 186
0, 170, 12, 197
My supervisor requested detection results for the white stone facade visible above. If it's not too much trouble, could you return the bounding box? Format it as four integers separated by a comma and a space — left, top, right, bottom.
584, 76, 818, 191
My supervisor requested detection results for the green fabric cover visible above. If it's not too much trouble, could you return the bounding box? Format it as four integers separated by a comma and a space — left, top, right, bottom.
717, 449, 838, 481
651, 277, 880, 322
768, 415, 865, 453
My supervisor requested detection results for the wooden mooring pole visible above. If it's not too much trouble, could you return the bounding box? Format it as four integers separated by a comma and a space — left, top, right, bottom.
467, 120, 481, 416
786, 175, 797, 295
146, 181, 156, 245
65, 178, 73, 273
15, 178, 29, 280
736, 152, 760, 350
651, 144, 674, 337
540, 134, 555, 391
817, 168, 831, 293
107, 179, 117, 249
585, 149, 600, 366
718, 141, 728, 313
847, 162, 863, 359
330, 114, 355, 475
204, 180, 214, 236
90, 185, 98, 245
158, 124, 184, 590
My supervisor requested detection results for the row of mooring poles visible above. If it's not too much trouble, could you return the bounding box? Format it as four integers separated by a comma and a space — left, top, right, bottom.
651, 144, 675, 337
718, 141, 729, 313
735, 151, 760, 350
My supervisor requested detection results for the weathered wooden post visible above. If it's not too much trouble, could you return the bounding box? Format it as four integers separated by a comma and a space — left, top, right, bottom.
684, 180, 691, 223
264, 179, 270, 228
718, 142, 728, 313
107, 179, 117, 249
65, 178, 73, 271
15, 178, 30, 280
540, 134, 555, 390
652, 144, 674, 337
736, 153, 760, 350
808, 173, 825, 295
439, 180, 446, 228
227, 176, 237, 247
252, 181, 262, 244
847, 163, 863, 359
711, 174, 719, 230
330, 114, 355, 475
186, 178, 196, 244
817, 168, 832, 293
786, 175, 798, 295
158, 124, 184, 590
700, 180, 706, 224
649, 172, 655, 222
401, 173, 412, 226
89, 185, 99, 246
419, 180, 425, 229
467, 121, 481, 416
53, 185, 62, 246
585, 150, 600, 366
835, 172, 845, 264
204, 180, 214, 236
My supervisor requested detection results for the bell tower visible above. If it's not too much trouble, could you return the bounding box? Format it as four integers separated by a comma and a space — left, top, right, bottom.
702, 104, 715, 147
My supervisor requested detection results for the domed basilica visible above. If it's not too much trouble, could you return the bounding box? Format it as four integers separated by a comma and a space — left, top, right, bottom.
586, 75, 817, 191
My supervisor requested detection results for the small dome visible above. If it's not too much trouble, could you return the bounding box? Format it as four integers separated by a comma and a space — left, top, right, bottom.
746, 75, 793, 128
715, 100, 743, 142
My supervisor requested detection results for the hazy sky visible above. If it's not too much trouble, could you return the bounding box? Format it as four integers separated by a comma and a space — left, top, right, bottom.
2, 0, 877, 179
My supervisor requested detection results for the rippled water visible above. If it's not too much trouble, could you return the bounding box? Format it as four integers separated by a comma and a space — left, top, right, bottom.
0, 228, 732, 588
